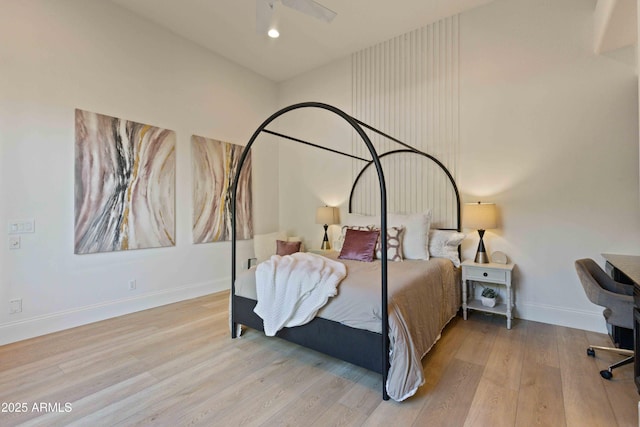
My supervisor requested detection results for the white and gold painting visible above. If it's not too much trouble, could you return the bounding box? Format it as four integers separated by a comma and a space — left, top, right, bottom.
192, 135, 252, 243
74, 109, 176, 254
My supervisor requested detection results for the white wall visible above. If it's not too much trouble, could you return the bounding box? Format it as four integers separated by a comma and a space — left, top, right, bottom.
459, 0, 639, 330
276, 0, 640, 331
0, 0, 278, 345
276, 59, 354, 248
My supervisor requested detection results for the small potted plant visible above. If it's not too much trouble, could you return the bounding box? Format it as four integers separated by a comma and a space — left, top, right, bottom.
480, 286, 498, 307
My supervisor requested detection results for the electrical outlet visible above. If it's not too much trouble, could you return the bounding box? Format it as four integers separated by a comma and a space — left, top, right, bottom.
9, 299, 22, 314
9, 236, 20, 249
128, 279, 136, 291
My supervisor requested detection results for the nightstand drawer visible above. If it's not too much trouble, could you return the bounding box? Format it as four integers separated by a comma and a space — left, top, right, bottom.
466, 268, 506, 283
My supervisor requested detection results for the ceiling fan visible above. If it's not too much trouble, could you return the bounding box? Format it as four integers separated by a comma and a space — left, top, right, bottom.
256, 0, 337, 36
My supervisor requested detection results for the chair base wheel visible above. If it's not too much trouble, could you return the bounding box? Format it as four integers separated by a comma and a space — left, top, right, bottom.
600, 370, 613, 380
587, 348, 595, 357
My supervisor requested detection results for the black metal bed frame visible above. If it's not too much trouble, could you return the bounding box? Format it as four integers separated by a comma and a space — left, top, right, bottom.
230, 102, 460, 400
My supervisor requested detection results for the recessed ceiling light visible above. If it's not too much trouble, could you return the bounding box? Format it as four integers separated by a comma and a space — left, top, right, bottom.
268, 28, 280, 38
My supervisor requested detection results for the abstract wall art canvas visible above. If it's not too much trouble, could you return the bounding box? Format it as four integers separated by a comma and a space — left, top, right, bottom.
192, 135, 253, 243
75, 109, 176, 254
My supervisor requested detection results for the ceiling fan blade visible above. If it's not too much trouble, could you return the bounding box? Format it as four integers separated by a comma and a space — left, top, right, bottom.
281, 0, 337, 23
256, 0, 275, 34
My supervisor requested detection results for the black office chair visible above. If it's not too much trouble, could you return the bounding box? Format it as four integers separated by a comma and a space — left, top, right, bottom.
575, 258, 634, 379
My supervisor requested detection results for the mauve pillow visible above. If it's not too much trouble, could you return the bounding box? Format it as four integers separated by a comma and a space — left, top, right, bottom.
276, 240, 301, 256
338, 229, 379, 262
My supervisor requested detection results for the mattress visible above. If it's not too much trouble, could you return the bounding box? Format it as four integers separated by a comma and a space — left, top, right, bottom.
234, 252, 461, 401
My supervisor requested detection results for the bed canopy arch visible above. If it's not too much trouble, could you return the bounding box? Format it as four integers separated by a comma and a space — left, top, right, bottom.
230, 101, 460, 400
348, 148, 461, 230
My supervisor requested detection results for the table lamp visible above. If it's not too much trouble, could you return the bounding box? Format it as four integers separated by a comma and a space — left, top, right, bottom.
315, 206, 339, 250
463, 202, 497, 264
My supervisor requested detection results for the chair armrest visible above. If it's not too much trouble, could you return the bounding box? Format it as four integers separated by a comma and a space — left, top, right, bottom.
597, 287, 634, 329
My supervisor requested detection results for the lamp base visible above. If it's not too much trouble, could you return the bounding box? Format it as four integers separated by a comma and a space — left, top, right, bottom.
474, 229, 490, 263
321, 224, 331, 250
474, 251, 489, 264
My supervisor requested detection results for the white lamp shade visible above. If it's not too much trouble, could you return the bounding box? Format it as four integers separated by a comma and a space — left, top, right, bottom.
316, 206, 339, 225
463, 202, 497, 230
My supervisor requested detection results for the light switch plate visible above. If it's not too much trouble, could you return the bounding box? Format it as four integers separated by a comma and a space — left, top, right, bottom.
8, 219, 35, 234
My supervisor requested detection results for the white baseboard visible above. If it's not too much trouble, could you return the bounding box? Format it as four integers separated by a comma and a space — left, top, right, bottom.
0, 278, 230, 346
515, 301, 607, 333
1, 285, 609, 346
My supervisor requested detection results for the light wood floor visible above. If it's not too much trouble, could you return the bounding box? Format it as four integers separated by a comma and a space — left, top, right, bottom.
0, 291, 637, 426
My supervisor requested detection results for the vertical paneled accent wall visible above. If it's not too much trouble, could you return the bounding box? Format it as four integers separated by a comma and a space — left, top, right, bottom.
350, 16, 460, 228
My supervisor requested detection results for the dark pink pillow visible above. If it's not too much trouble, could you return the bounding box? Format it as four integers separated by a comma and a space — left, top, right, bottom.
276, 240, 301, 256
338, 229, 379, 262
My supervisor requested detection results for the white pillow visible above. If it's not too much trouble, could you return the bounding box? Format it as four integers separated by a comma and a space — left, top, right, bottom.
428, 230, 465, 267
344, 213, 377, 228
388, 212, 431, 260
253, 231, 287, 263
343, 211, 432, 260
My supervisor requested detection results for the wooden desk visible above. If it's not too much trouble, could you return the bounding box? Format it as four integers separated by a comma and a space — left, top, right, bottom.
602, 253, 640, 393
602, 253, 640, 285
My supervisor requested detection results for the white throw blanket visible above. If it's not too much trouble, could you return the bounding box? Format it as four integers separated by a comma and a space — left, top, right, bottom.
254, 252, 347, 336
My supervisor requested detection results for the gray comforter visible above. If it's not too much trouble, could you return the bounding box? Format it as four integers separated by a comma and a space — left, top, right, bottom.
234, 253, 460, 401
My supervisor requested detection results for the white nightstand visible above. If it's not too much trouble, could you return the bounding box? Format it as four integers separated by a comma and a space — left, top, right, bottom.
461, 260, 515, 329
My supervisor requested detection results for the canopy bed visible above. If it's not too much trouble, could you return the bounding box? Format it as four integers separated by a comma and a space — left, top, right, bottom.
230, 102, 461, 401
